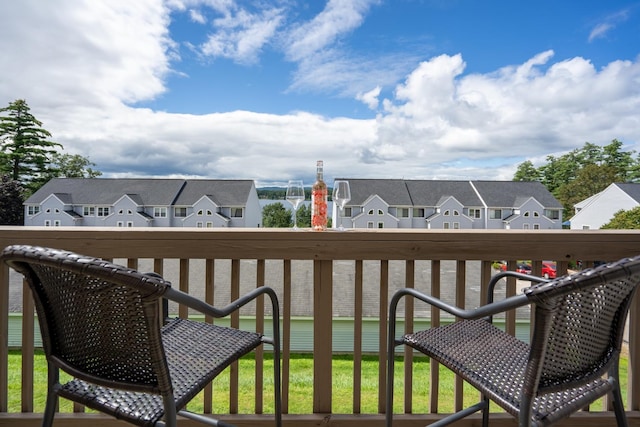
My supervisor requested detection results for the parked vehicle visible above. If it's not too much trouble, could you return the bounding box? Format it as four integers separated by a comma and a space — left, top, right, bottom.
542, 262, 557, 279
499, 261, 555, 278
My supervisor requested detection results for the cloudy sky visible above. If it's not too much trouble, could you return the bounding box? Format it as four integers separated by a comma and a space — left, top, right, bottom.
1, 0, 639, 187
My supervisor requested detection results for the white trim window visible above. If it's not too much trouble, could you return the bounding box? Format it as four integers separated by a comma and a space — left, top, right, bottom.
174, 207, 187, 218
28, 206, 40, 216
398, 208, 409, 218
413, 208, 424, 218
489, 209, 502, 220
83, 206, 95, 216
230, 207, 243, 218
468, 208, 481, 219
97, 207, 110, 217
154, 207, 167, 218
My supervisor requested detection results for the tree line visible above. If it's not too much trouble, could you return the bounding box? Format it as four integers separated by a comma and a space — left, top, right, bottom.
513, 139, 640, 227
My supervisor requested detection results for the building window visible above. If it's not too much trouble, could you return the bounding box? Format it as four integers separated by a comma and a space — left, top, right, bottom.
377, 222, 384, 228
398, 208, 409, 218
367, 221, 374, 228
206, 222, 213, 228
453, 222, 460, 229
118, 209, 124, 215
44, 220, 51, 226
378, 209, 384, 216
207, 209, 213, 216
27, 206, 40, 215
582, 225, 590, 230
54, 220, 61, 226
444, 210, 450, 216
489, 209, 502, 220
344, 207, 352, 217
154, 207, 167, 218
117, 221, 124, 227
524, 211, 530, 217
533, 224, 540, 229
127, 221, 134, 227
413, 208, 424, 217
453, 210, 460, 216
545, 209, 560, 220
523, 223, 530, 229
97, 207, 110, 217
197, 209, 203, 216
368, 209, 374, 215
196, 221, 203, 228
231, 207, 243, 218
128, 209, 133, 215
175, 207, 187, 217
534, 211, 540, 217
83, 206, 95, 216
468, 208, 481, 219
443, 222, 450, 229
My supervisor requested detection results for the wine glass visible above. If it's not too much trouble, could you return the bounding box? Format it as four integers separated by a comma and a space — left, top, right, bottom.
286, 180, 305, 230
332, 180, 351, 230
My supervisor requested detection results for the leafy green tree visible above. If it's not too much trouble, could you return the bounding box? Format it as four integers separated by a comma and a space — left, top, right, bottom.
0, 174, 25, 225
556, 164, 620, 214
47, 153, 102, 179
514, 140, 638, 216
262, 202, 293, 228
601, 206, 640, 229
296, 204, 312, 228
0, 99, 61, 193
513, 160, 540, 181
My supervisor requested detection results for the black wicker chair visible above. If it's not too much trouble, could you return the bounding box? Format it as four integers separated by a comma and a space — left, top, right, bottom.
1, 245, 282, 427
387, 257, 640, 427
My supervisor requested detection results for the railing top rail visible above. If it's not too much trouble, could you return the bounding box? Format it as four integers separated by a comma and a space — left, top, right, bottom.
1, 226, 640, 261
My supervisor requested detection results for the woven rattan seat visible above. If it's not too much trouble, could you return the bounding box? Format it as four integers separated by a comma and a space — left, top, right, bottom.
1, 245, 282, 427
386, 257, 640, 427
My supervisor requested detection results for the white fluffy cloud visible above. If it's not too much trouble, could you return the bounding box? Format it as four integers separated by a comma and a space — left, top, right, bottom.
0, 0, 639, 186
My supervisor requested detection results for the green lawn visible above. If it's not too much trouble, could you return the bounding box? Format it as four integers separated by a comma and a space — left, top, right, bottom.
8, 350, 628, 415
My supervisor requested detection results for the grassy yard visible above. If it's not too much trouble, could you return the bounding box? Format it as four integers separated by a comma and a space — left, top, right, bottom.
8, 350, 628, 415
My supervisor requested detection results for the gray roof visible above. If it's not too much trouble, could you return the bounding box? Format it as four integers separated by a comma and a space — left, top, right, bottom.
616, 183, 640, 203
26, 178, 186, 205
173, 180, 254, 206
340, 179, 412, 205
470, 181, 562, 208
25, 178, 254, 207
405, 180, 483, 206
341, 179, 561, 208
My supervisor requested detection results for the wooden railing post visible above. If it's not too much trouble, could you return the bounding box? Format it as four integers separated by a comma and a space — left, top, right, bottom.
313, 259, 333, 413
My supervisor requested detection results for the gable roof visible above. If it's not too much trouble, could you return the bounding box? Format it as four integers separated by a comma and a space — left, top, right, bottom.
470, 181, 562, 208
615, 183, 640, 203
25, 178, 255, 207
406, 180, 482, 206
26, 178, 186, 205
342, 179, 412, 206
173, 180, 254, 206
342, 179, 561, 208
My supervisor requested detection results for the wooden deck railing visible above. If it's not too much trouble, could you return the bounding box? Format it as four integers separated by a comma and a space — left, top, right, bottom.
2, 227, 640, 426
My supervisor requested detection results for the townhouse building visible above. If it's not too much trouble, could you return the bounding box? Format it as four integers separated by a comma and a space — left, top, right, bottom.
24, 178, 262, 228
335, 179, 563, 229
24, 178, 562, 230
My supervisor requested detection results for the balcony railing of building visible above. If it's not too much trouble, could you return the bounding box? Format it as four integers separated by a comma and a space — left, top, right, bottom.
2, 227, 640, 427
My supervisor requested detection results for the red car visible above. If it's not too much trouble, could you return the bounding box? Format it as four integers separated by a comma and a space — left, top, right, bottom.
541, 262, 557, 279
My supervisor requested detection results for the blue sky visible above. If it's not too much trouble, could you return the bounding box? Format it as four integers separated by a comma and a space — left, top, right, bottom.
1, 0, 639, 186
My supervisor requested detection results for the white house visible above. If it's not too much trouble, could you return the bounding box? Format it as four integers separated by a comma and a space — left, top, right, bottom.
569, 183, 640, 230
